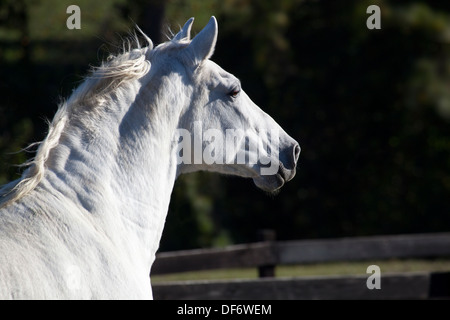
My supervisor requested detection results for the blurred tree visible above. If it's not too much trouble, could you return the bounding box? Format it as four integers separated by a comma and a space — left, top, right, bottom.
116, 0, 166, 44
0, 0, 35, 184
163, 0, 450, 248
0, 0, 31, 63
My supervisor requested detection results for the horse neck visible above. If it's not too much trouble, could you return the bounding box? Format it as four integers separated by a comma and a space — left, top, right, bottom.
45, 76, 180, 268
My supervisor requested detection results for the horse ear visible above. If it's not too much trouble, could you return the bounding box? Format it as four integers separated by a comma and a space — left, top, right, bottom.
174, 17, 194, 41
187, 16, 218, 65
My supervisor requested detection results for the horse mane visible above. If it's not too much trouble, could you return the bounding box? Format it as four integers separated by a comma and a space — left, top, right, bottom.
0, 27, 173, 209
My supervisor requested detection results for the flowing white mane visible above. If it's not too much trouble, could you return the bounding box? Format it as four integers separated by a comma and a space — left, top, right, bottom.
0, 29, 188, 209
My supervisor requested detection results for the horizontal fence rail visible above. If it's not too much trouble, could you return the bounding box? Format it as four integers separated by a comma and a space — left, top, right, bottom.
151, 232, 450, 299
153, 271, 450, 300
152, 232, 450, 275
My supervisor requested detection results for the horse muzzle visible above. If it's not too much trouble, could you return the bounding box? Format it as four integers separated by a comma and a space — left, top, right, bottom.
253, 142, 300, 192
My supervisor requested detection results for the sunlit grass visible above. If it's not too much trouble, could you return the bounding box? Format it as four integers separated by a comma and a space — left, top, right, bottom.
151, 259, 450, 283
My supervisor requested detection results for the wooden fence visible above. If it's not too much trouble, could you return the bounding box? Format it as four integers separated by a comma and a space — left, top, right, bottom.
151, 232, 450, 299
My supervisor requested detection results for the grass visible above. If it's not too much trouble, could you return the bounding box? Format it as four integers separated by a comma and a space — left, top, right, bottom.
151, 258, 450, 283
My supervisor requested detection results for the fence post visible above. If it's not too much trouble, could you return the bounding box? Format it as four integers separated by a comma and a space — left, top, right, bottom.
257, 229, 276, 278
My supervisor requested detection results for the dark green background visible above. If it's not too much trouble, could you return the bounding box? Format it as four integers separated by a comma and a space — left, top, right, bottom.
1, 0, 449, 251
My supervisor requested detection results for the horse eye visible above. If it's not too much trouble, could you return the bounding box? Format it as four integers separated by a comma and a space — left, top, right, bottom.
228, 88, 240, 98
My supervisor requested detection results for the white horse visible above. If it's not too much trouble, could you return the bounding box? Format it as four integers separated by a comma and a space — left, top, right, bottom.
0, 17, 300, 299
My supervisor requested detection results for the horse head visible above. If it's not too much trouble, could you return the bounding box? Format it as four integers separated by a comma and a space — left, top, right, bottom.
159, 17, 300, 192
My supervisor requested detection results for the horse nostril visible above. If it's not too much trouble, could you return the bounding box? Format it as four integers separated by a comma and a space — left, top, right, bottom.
293, 144, 301, 164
